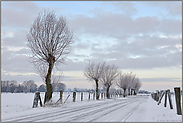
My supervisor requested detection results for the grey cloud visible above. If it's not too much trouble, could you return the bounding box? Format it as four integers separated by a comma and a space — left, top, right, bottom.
58, 58, 86, 71
15, 48, 30, 55
1, 71, 41, 83
69, 13, 181, 39
142, 1, 181, 17
62, 76, 87, 82
140, 77, 181, 83
127, 54, 179, 69
74, 43, 89, 49
102, 1, 137, 16
89, 50, 181, 70
130, 35, 181, 50
2, 8, 36, 29
4, 1, 39, 14
107, 35, 181, 56
2, 49, 34, 73
2, 29, 28, 47
158, 19, 181, 35
168, 3, 182, 16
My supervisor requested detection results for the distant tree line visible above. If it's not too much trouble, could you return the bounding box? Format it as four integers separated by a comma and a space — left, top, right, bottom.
1, 80, 66, 93
71, 87, 121, 93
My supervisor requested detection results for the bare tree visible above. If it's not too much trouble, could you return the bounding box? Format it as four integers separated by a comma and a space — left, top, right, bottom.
27, 10, 74, 103
132, 78, 142, 95
84, 62, 106, 100
116, 72, 132, 97
100, 64, 119, 99
126, 72, 136, 95
117, 72, 142, 97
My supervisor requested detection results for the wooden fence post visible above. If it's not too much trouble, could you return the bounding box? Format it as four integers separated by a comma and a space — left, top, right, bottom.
32, 91, 42, 108
73, 92, 76, 102
93, 93, 95, 100
64, 94, 70, 103
167, 89, 173, 109
60, 90, 63, 104
88, 92, 90, 100
164, 90, 167, 107
157, 91, 165, 105
174, 87, 182, 115
151, 93, 155, 100
157, 91, 160, 101
154, 93, 158, 102
39, 93, 42, 107
81, 92, 83, 101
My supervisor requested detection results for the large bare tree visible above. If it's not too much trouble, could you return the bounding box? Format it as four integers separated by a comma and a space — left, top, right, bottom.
100, 64, 119, 99
27, 10, 74, 103
84, 62, 106, 100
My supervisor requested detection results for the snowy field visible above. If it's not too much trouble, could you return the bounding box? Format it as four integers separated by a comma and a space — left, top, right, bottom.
1, 92, 182, 122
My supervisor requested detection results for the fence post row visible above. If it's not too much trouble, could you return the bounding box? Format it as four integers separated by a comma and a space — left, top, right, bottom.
174, 87, 182, 115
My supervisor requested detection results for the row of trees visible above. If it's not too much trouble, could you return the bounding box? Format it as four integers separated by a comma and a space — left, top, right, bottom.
84, 62, 142, 100
1, 80, 66, 93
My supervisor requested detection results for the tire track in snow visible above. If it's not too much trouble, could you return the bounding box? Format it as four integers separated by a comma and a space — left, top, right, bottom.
3, 98, 128, 122
88, 96, 148, 122
122, 100, 144, 122
3, 96, 148, 122
51, 97, 145, 122
74, 100, 135, 122
36, 99, 130, 122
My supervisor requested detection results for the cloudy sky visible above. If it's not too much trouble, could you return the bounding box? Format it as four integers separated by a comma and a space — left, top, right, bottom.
1, 1, 182, 92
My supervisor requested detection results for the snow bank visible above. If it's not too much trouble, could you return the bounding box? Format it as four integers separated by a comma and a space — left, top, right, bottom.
126, 94, 182, 122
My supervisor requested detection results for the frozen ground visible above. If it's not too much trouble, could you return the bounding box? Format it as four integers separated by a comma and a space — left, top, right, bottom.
1, 92, 182, 122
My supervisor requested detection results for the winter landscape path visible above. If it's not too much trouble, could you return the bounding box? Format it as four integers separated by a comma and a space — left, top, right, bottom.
2, 94, 181, 122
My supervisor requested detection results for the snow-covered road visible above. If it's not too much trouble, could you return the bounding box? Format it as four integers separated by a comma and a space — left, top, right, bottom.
2, 95, 148, 122
2, 94, 182, 122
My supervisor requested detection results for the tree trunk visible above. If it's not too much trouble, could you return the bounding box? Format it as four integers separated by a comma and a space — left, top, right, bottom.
128, 88, 130, 95
131, 89, 133, 95
106, 86, 110, 99
134, 91, 137, 95
123, 88, 126, 97
44, 55, 55, 104
95, 80, 99, 100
